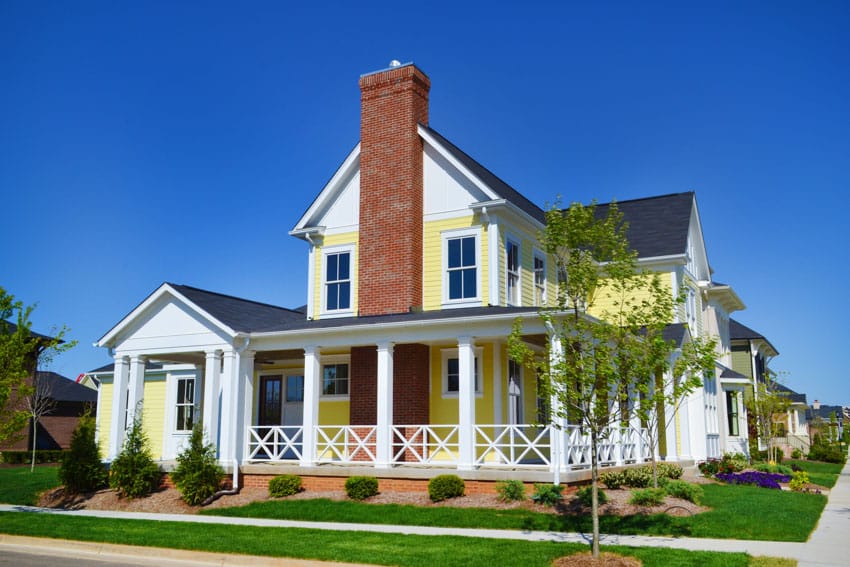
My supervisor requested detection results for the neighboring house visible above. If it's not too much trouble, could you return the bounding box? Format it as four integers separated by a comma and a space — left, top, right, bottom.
93, 62, 758, 485
0, 371, 97, 451
806, 400, 847, 443
770, 382, 809, 455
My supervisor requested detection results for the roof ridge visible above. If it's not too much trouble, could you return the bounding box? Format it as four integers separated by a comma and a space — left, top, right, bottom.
167, 283, 303, 315
593, 191, 695, 208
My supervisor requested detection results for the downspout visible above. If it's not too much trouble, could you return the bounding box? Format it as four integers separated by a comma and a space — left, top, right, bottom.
202, 335, 250, 505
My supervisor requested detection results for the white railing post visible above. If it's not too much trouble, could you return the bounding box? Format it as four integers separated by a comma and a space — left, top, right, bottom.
376, 342, 394, 468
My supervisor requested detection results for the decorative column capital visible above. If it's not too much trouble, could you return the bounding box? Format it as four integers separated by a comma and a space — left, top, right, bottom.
304, 345, 320, 358
457, 336, 474, 349
376, 341, 394, 354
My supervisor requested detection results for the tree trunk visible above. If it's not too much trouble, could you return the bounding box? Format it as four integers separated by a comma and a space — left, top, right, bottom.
591, 428, 600, 558
30, 417, 37, 472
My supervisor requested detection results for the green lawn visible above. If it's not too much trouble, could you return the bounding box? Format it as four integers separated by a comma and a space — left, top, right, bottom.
0, 465, 60, 505
205, 482, 825, 542
0, 511, 755, 567
786, 460, 844, 488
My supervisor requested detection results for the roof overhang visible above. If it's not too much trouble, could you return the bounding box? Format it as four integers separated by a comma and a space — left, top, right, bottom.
704, 283, 746, 313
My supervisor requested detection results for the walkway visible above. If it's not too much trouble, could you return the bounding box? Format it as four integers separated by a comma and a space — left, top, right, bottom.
1, 460, 848, 566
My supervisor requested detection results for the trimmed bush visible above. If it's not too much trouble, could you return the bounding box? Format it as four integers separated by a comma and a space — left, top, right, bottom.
629, 487, 666, 506
655, 462, 683, 480
171, 423, 224, 505
623, 467, 651, 488
58, 412, 107, 494
345, 476, 378, 501
789, 471, 810, 492
808, 444, 846, 464
664, 479, 703, 505
495, 479, 525, 502
2, 450, 68, 465
109, 411, 162, 499
428, 474, 465, 502
791, 448, 804, 460
600, 471, 625, 490
531, 483, 563, 506
575, 485, 608, 507
269, 474, 302, 498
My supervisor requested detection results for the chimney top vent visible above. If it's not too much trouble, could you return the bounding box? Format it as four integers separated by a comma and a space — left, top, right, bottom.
389, 59, 402, 68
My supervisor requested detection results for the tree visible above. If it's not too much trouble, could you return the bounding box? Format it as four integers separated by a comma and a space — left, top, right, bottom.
59, 409, 107, 493
745, 372, 791, 463
171, 422, 224, 505
0, 286, 75, 445
109, 404, 162, 498
508, 201, 714, 558
26, 372, 57, 471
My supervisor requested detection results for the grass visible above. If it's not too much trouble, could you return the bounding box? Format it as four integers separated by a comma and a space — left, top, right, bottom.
786, 460, 844, 488
204, 482, 826, 542
0, 511, 754, 567
0, 465, 60, 505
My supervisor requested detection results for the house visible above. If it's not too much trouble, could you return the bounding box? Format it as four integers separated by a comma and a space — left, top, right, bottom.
93, 62, 754, 487
806, 400, 847, 443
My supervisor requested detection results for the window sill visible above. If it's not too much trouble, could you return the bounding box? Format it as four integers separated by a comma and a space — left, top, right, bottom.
320, 396, 350, 402
441, 392, 484, 399
441, 300, 483, 310
319, 310, 355, 319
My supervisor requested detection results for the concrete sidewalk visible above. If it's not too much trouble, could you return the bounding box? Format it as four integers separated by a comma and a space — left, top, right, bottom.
1, 460, 848, 565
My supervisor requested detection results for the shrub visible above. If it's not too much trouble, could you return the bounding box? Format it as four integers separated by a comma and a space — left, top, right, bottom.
720, 452, 749, 473
791, 448, 804, 460
428, 474, 465, 502
789, 471, 810, 492
600, 471, 626, 489
808, 444, 847, 464
655, 462, 683, 480
170, 423, 224, 505
622, 467, 651, 488
2, 450, 68, 465
698, 459, 720, 477
753, 462, 793, 475
575, 485, 608, 507
59, 412, 107, 494
629, 487, 666, 506
345, 476, 379, 501
109, 410, 161, 499
664, 480, 703, 505
269, 474, 302, 497
495, 479, 525, 502
531, 483, 563, 506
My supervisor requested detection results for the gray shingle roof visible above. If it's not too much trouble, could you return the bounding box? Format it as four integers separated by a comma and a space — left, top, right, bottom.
663, 323, 689, 345
421, 125, 546, 224
593, 192, 695, 259
772, 382, 807, 405
36, 371, 97, 403
718, 364, 748, 379
88, 361, 164, 374
730, 318, 778, 354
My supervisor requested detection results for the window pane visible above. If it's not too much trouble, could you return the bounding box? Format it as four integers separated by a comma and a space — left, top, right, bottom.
449, 270, 462, 299
177, 406, 187, 430
448, 239, 461, 268
338, 252, 350, 280
507, 241, 518, 271
461, 236, 475, 267
177, 379, 186, 403
185, 380, 194, 404
287, 376, 304, 402
327, 254, 338, 281
327, 283, 339, 310
338, 282, 350, 309
463, 268, 477, 298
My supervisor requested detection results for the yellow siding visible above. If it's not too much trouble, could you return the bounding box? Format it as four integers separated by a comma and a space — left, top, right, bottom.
429, 343, 495, 424
423, 216, 488, 310
588, 271, 676, 324
319, 401, 350, 425
312, 231, 359, 320
98, 383, 113, 457
142, 380, 166, 460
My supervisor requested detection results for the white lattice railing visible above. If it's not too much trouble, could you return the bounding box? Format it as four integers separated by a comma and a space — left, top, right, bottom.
474, 425, 552, 466
315, 425, 377, 464
392, 425, 459, 465
247, 426, 303, 461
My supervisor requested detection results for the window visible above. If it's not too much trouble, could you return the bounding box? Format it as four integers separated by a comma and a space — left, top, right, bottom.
324, 249, 352, 313
322, 363, 349, 397
685, 288, 698, 336
175, 376, 195, 432
445, 231, 478, 302
506, 239, 520, 305
726, 390, 739, 436
442, 348, 483, 396
533, 252, 546, 306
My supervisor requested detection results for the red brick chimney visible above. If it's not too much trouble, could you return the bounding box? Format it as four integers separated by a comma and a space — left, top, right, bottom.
357, 62, 430, 316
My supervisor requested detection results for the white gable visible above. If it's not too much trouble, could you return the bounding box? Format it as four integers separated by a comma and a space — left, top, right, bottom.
686, 203, 711, 281
312, 168, 360, 232
423, 141, 491, 216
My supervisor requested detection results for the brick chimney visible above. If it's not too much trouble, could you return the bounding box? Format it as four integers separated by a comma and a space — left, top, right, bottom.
357, 62, 430, 316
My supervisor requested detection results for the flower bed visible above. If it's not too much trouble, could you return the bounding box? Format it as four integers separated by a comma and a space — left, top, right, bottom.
715, 471, 791, 489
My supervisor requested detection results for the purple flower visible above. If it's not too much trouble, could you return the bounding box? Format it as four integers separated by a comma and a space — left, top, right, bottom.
715, 471, 790, 489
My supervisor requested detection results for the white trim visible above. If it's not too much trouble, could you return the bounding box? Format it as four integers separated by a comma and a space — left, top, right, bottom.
442, 226, 482, 307
504, 233, 521, 306
320, 354, 351, 401
320, 244, 355, 318
533, 248, 547, 307
440, 347, 484, 398
487, 218, 500, 306
418, 127, 500, 202
306, 244, 316, 319
291, 144, 361, 232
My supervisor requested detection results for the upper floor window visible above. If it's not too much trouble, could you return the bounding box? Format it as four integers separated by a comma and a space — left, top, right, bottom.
685, 288, 698, 336
533, 252, 546, 306
506, 239, 520, 305
324, 247, 352, 314
175, 376, 195, 432
443, 228, 480, 304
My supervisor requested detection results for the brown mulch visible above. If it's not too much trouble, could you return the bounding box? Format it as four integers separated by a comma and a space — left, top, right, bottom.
38, 484, 707, 517
552, 552, 642, 566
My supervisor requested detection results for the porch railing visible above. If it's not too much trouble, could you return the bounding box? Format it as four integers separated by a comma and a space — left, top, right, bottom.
246, 424, 651, 471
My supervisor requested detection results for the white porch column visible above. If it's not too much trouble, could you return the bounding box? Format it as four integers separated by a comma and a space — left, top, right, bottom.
376, 342, 394, 468
492, 341, 502, 426
203, 350, 222, 450
664, 370, 680, 461
547, 331, 567, 474
457, 336, 476, 471
126, 355, 146, 426
219, 349, 241, 463
300, 346, 320, 466
239, 351, 255, 461
108, 355, 130, 459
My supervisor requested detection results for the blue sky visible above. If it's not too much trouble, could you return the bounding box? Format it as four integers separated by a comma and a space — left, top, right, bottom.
2, 1, 848, 406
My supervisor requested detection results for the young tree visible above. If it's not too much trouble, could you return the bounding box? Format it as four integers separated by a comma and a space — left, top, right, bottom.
59, 410, 107, 493
745, 372, 791, 463
109, 404, 162, 498
171, 422, 224, 505
509, 201, 714, 558
26, 373, 57, 471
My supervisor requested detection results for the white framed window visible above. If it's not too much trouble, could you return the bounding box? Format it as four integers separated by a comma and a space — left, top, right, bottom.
533, 251, 546, 307
174, 376, 196, 432
443, 228, 481, 305
321, 355, 350, 399
322, 245, 354, 316
685, 288, 698, 336
505, 237, 520, 305
441, 348, 483, 397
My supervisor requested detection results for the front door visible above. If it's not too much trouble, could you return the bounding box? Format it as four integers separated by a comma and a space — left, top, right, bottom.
283, 374, 304, 426
259, 375, 283, 426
